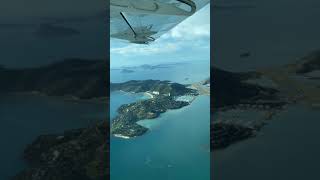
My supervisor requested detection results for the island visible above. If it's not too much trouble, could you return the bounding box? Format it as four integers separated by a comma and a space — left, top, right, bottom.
120, 69, 135, 73
110, 80, 199, 138
111, 79, 198, 96
111, 95, 190, 137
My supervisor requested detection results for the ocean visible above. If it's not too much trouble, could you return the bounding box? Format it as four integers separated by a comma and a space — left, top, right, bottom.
110, 61, 210, 180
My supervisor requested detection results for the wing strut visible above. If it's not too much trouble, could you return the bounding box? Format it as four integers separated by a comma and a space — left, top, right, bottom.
119, 12, 137, 38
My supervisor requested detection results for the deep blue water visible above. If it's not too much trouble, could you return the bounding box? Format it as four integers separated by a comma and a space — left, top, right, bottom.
110, 61, 210, 180
0, 94, 106, 179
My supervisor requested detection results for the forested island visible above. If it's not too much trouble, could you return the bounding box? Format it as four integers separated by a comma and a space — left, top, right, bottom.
110, 79, 199, 138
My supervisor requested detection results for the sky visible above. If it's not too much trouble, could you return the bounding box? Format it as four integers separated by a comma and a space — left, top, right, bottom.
110, 4, 210, 68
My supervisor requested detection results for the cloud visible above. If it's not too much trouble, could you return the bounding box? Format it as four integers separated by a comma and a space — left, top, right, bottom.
110, 4, 210, 66
163, 7, 210, 41
111, 42, 179, 55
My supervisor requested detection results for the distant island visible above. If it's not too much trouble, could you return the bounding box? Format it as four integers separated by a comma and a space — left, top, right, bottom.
121, 69, 135, 73
111, 62, 187, 72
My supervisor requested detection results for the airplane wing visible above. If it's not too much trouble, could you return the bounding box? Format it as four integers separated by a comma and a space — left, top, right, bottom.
110, 0, 210, 44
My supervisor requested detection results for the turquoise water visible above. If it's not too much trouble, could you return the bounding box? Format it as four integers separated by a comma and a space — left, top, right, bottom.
110, 93, 210, 180
110, 61, 210, 180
